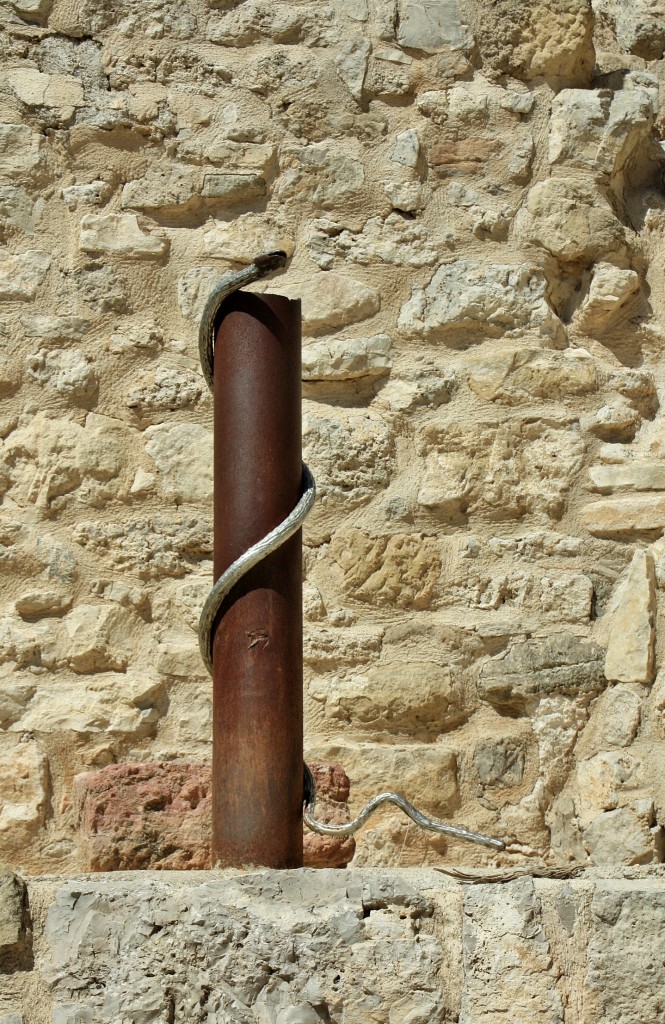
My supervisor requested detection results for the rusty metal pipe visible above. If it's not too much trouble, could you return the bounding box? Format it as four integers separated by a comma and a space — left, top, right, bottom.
211, 291, 303, 868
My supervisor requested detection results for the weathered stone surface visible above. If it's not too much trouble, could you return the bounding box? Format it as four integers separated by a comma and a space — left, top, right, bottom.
474, 0, 595, 85
603, 549, 656, 684
588, 463, 665, 492
74, 761, 354, 870
573, 264, 641, 333
396, 0, 474, 51
309, 660, 465, 736
581, 495, 665, 536
460, 877, 563, 1023
283, 273, 381, 334
0, 742, 47, 847
309, 215, 437, 270
584, 802, 664, 866
0, 0, 662, 879
80, 214, 168, 258
548, 77, 655, 179
144, 423, 213, 503
398, 261, 563, 343
0, 251, 50, 302
466, 346, 597, 404
200, 172, 267, 203
479, 634, 605, 709
330, 528, 441, 609
302, 334, 392, 381
514, 179, 625, 263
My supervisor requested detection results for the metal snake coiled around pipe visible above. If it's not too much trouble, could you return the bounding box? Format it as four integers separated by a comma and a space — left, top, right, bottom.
198, 251, 506, 854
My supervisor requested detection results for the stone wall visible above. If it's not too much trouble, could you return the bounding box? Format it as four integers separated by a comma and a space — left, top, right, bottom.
0, 0, 665, 872
1, 866, 665, 1023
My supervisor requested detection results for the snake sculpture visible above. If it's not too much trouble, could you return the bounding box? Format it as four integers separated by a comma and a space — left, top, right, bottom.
198, 250, 506, 854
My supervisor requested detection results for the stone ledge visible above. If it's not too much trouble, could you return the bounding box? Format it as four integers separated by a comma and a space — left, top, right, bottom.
1, 866, 663, 1023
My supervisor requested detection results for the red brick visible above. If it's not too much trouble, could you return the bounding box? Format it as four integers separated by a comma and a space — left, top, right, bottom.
73, 761, 355, 870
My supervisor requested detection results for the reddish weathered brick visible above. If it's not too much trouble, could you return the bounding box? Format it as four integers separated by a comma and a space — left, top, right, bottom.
73, 761, 355, 870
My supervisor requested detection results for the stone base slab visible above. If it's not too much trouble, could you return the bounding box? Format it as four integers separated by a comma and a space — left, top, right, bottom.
1, 866, 664, 1022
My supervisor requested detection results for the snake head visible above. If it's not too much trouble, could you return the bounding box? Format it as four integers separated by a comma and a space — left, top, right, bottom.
254, 250, 288, 276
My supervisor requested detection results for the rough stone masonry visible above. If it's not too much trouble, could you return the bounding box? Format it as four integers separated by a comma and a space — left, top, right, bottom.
0, 0, 665, 876
0, 866, 664, 1023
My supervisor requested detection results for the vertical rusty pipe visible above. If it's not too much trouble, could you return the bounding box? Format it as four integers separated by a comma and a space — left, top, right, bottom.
211, 291, 303, 868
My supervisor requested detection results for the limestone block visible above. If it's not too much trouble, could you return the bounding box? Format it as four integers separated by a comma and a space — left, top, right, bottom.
396, 0, 473, 51
466, 346, 597, 404
126, 368, 205, 417
443, 566, 593, 624
43, 872, 454, 1023
514, 179, 625, 263
0, 125, 43, 183
0, 742, 47, 843
588, 463, 665, 492
390, 129, 420, 167
0, 871, 29, 977
398, 261, 563, 343
21, 314, 91, 343
548, 80, 654, 179
335, 36, 371, 101
61, 180, 111, 210
0, 184, 40, 238
309, 216, 437, 270
309, 661, 465, 736
330, 529, 440, 609
202, 214, 294, 263
572, 264, 641, 332
302, 334, 392, 381
62, 604, 135, 674
384, 181, 425, 213
584, 802, 664, 865
74, 515, 211, 580
304, 625, 384, 670
479, 634, 605, 710
281, 273, 380, 334
0, 251, 50, 302
474, 0, 594, 86
0, 69, 84, 110
595, 0, 665, 58
311, 741, 458, 816
3, 413, 125, 512
581, 495, 665, 536
11, 673, 165, 735
585, 882, 665, 1022
73, 761, 354, 870
417, 418, 585, 521
15, 590, 71, 620
473, 738, 525, 788
302, 407, 393, 534
200, 172, 266, 203
9, 0, 51, 23
26, 348, 97, 402
603, 549, 656, 684
79, 214, 168, 258
121, 164, 198, 212
460, 878, 563, 1024
576, 685, 641, 754
144, 423, 213, 503
279, 143, 366, 208
429, 138, 500, 176
584, 399, 641, 443
575, 750, 644, 827
206, 1, 336, 47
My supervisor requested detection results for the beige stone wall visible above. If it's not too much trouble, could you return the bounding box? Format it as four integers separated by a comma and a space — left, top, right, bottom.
0, 0, 664, 872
